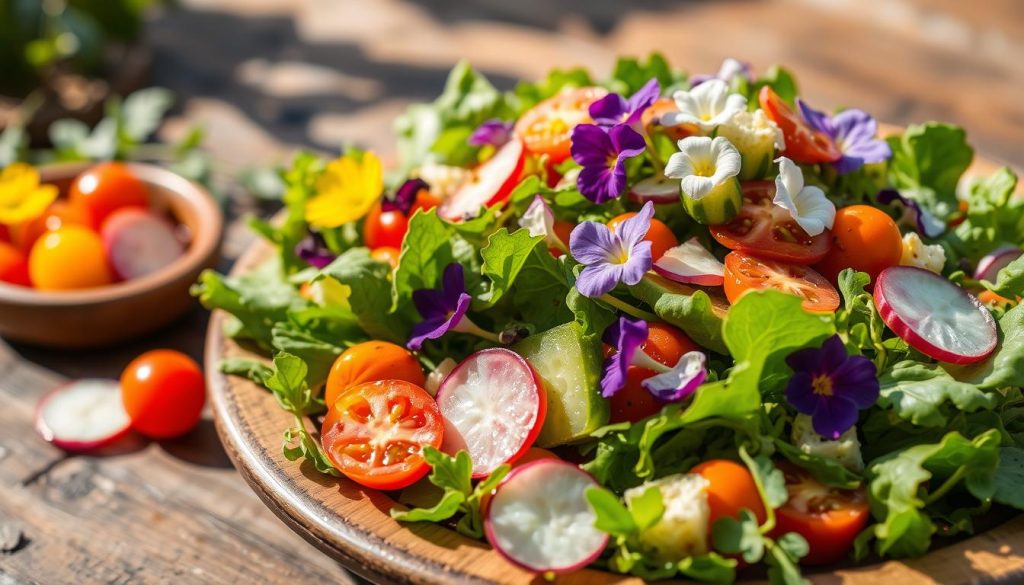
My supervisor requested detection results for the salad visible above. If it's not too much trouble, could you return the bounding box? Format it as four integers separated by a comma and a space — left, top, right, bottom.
194, 55, 1024, 583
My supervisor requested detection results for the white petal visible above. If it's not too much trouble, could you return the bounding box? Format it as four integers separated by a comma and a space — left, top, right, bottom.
773, 177, 800, 219
641, 351, 708, 398
518, 195, 554, 238
795, 186, 836, 233
664, 152, 694, 180
709, 137, 741, 183
775, 157, 805, 197
681, 175, 716, 200
696, 80, 729, 112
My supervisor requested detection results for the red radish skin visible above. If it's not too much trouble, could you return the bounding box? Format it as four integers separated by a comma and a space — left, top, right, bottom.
653, 237, 726, 286
35, 380, 132, 452
874, 266, 997, 364
628, 175, 679, 205
102, 209, 186, 280
439, 140, 525, 221
436, 348, 546, 478
484, 459, 608, 573
974, 246, 1022, 282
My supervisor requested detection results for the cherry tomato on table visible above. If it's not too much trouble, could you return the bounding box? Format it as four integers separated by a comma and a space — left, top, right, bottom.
759, 87, 841, 164
710, 180, 831, 264
324, 341, 426, 407
69, 162, 149, 229
609, 323, 701, 423
10, 201, 90, 253
514, 86, 609, 163
121, 349, 206, 439
814, 205, 903, 285
321, 379, 443, 490
608, 212, 679, 261
28, 226, 114, 291
691, 459, 768, 527
771, 462, 870, 566
0, 241, 31, 286
723, 251, 840, 312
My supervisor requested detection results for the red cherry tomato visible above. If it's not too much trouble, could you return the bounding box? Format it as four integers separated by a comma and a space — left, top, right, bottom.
759, 87, 841, 164
609, 323, 701, 423
321, 379, 443, 490
324, 341, 426, 407
121, 350, 206, 439
771, 462, 870, 566
692, 459, 768, 527
438, 139, 525, 221
710, 181, 831, 264
28, 226, 114, 291
723, 252, 840, 312
0, 241, 31, 287
815, 205, 903, 285
514, 87, 609, 163
363, 203, 409, 250
608, 213, 679, 261
69, 162, 149, 229
10, 201, 91, 253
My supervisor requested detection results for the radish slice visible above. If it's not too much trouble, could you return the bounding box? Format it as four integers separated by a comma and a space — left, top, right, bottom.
485, 459, 608, 573
653, 237, 725, 286
102, 209, 185, 280
35, 379, 131, 451
875, 266, 997, 364
974, 246, 1021, 282
439, 139, 525, 221
628, 175, 679, 204
436, 348, 545, 478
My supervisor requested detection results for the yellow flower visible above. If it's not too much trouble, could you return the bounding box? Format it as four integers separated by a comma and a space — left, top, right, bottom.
305, 151, 382, 228
0, 164, 59, 225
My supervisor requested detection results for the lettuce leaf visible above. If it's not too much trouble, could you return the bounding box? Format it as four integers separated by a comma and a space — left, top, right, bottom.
628, 275, 727, 355
945, 301, 1024, 390
887, 123, 973, 220
877, 361, 998, 427
949, 167, 1023, 263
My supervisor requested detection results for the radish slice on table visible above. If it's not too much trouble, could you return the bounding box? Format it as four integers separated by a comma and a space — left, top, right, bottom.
437, 348, 546, 477
874, 266, 997, 364
628, 175, 679, 204
102, 209, 185, 280
974, 246, 1021, 282
653, 237, 725, 286
439, 139, 525, 221
35, 379, 131, 451
485, 459, 608, 573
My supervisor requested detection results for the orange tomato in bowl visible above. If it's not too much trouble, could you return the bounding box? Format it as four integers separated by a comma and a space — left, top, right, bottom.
28, 226, 114, 291
69, 162, 149, 229
0, 241, 31, 286
10, 201, 90, 253
324, 341, 426, 407
815, 205, 903, 285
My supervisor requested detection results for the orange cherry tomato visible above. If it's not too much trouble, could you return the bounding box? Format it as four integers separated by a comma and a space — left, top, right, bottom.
324, 341, 426, 407
411, 189, 442, 213
514, 87, 609, 163
759, 87, 841, 164
643, 322, 700, 365
28, 226, 114, 291
0, 241, 31, 287
692, 459, 768, 527
121, 349, 206, 439
724, 252, 840, 312
363, 202, 408, 250
370, 246, 401, 269
815, 205, 903, 285
608, 212, 679, 261
69, 162, 149, 229
771, 462, 870, 566
10, 201, 90, 253
321, 380, 443, 490
642, 97, 696, 141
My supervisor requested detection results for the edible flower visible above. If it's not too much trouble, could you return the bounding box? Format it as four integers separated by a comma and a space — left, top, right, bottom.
600, 316, 649, 397
0, 163, 58, 225
569, 201, 654, 297
571, 123, 647, 204
407, 263, 498, 350
773, 157, 835, 236
785, 335, 879, 440
598, 316, 708, 400
468, 119, 514, 147
641, 351, 707, 402
589, 78, 661, 128
877, 189, 945, 238
797, 100, 892, 174
295, 231, 336, 269
664, 136, 741, 200
381, 178, 430, 215
305, 151, 383, 229
518, 195, 567, 253
661, 79, 747, 133
689, 58, 753, 88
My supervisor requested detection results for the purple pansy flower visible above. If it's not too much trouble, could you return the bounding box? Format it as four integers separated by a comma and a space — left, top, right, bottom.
569, 201, 654, 297
381, 178, 430, 215
468, 119, 514, 147
785, 335, 880, 440
295, 231, 336, 269
690, 58, 753, 87
641, 351, 707, 402
797, 99, 892, 174
571, 123, 647, 204
877, 189, 946, 238
589, 78, 661, 128
600, 316, 649, 397
407, 263, 474, 351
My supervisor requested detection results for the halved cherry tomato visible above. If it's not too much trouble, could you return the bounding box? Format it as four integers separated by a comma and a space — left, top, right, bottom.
608, 212, 679, 261
69, 162, 149, 229
691, 459, 767, 527
514, 87, 608, 163
370, 246, 401, 269
643, 322, 700, 365
609, 323, 701, 423
321, 380, 443, 490
549, 219, 575, 257
771, 462, 870, 566
0, 241, 31, 286
723, 252, 840, 312
814, 205, 903, 285
10, 201, 90, 253
363, 203, 408, 250
121, 349, 206, 439
28, 226, 114, 291
324, 341, 426, 407
438, 139, 525, 221
641, 97, 695, 141
711, 181, 831, 264
759, 87, 841, 164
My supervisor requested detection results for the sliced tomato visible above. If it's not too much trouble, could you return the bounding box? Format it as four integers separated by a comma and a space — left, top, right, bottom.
710, 180, 831, 264
321, 380, 443, 491
759, 87, 841, 164
723, 252, 840, 312
771, 462, 870, 566
438, 139, 525, 221
514, 87, 608, 163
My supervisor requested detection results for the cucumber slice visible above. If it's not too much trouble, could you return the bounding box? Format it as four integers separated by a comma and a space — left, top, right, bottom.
514, 322, 608, 447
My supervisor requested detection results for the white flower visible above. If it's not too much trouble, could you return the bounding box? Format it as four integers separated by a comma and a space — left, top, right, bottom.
662, 79, 747, 132
772, 157, 836, 236
900, 232, 946, 274
664, 136, 741, 200
518, 195, 554, 239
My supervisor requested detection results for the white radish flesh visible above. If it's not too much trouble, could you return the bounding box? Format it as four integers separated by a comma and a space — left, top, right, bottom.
35, 379, 131, 451
102, 209, 185, 280
974, 246, 1021, 282
628, 175, 679, 204
653, 237, 725, 286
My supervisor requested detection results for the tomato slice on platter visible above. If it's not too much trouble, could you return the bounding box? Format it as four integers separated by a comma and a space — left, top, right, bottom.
771, 462, 870, 566
759, 87, 841, 164
514, 86, 608, 163
710, 180, 831, 264
321, 380, 443, 491
723, 251, 840, 312
438, 138, 525, 221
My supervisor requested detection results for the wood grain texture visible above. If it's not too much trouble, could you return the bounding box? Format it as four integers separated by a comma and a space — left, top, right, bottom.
206, 151, 1024, 584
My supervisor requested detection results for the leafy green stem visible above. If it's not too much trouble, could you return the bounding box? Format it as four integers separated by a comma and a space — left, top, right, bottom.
600, 294, 661, 322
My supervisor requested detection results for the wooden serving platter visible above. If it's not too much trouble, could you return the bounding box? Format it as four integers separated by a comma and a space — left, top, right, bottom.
206, 153, 1024, 585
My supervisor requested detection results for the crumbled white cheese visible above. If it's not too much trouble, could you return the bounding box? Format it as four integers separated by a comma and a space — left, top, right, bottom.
413, 162, 470, 199
624, 473, 710, 562
792, 414, 864, 473
900, 232, 946, 274
717, 109, 784, 180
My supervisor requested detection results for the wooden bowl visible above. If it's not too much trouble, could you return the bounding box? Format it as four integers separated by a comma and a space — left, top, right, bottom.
0, 162, 222, 348
207, 154, 1024, 584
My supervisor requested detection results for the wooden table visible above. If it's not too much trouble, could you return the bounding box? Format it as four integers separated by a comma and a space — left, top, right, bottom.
1, 0, 1021, 583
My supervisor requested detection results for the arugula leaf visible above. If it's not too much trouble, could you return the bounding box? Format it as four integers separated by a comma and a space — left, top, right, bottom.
945, 302, 1024, 390
878, 361, 998, 427
628, 486, 666, 532
219, 357, 273, 386
391, 209, 458, 311
713, 509, 764, 563
586, 486, 638, 537
628, 274, 727, 355
993, 447, 1024, 510
774, 440, 862, 489
607, 53, 687, 96
567, 287, 617, 343
477, 228, 545, 307
510, 246, 574, 331
319, 248, 409, 343
765, 536, 809, 585
264, 353, 339, 476
248, 151, 326, 273
887, 123, 973, 219
270, 324, 343, 390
